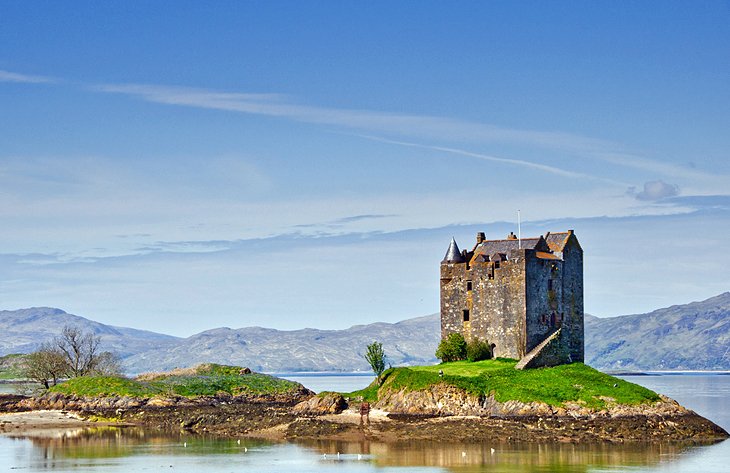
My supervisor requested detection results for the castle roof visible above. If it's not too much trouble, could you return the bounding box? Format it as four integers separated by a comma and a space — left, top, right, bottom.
545, 231, 573, 252
473, 237, 545, 257
442, 237, 465, 263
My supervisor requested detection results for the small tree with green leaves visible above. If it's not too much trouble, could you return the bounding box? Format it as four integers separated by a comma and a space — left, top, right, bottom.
466, 339, 493, 362
364, 341, 387, 384
435, 332, 467, 363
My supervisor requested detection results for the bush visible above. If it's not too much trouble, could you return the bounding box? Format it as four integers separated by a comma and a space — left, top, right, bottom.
364, 341, 387, 384
466, 339, 492, 362
435, 333, 467, 362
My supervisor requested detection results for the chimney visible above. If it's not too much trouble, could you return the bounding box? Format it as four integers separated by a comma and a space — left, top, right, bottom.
507, 231, 517, 240
476, 232, 486, 244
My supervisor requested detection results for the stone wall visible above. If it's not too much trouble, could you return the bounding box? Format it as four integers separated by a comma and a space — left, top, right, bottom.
469, 253, 527, 359
561, 235, 584, 362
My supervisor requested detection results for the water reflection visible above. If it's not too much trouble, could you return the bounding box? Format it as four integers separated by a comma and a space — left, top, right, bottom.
298, 438, 707, 472
1, 423, 725, 473
7, 427, 270, 469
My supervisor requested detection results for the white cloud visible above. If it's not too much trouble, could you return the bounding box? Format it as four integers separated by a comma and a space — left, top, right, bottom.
633, 180, 680, 201
95, 83, 611, 152
94, 82, 729, 190
358, 135, 630, 186
0, 69, 54, 83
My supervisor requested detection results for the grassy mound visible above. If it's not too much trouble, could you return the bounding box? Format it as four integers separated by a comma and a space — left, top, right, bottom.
49, 363, 303, 398
347, 360, 661, 410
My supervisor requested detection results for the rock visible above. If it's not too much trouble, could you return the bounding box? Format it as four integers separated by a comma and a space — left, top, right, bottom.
292, 393, 347, 415
239, 368, 252, 375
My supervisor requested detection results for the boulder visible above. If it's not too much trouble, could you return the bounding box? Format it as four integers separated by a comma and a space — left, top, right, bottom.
292, 392, 347, 415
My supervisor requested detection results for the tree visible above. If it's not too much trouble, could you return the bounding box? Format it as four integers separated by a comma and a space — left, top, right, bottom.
91, 350, 122, 376
24, 325, 122, 388
56, 325, 102, 377
364, 341, 387, 384
466, 339, 493, 362
23, 343, 68, 389
435, 333, 467, 363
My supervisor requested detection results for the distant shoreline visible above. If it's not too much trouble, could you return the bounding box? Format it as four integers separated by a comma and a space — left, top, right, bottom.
4, 370, 730, 385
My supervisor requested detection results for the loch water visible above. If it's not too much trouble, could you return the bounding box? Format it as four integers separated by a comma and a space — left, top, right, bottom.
1, 373, 728, 473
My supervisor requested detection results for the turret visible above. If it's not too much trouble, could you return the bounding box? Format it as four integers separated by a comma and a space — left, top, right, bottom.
442, 237, 465, 263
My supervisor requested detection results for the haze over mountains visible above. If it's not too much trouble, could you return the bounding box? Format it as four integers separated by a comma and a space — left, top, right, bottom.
2, 293, 729, 374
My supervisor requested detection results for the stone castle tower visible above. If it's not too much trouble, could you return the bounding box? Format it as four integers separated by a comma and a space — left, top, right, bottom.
440, 230, 584, 368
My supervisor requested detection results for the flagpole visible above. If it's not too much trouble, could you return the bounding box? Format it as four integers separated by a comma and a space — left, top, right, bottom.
517, 210, 521, 249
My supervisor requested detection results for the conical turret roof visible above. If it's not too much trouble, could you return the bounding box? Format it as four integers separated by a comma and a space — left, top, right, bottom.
442, 237, 465, 263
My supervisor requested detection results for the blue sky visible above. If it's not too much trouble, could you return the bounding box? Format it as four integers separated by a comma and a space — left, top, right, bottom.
1, 1, 729, 336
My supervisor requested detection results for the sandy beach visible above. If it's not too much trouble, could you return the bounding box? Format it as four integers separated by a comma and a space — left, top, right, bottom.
0, 410, 96, 437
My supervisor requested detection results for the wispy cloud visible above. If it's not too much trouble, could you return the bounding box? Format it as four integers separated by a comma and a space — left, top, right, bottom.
95, 82, 723, 187
357, 135, 631, 186
332, 214, 397, 224
95, 83, 611, 152
0, 69, 55, 84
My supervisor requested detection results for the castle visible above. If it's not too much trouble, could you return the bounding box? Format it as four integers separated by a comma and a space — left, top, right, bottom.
440, 230, 584, 369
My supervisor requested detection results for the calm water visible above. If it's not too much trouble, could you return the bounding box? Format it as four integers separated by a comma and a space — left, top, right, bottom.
1, 374, 728, 472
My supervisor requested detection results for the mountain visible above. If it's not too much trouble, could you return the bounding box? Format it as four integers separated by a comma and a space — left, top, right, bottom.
122, 315, 440, 374
2, 292, 729, 374
0, 307, 180, 359
585, 292, 730, 371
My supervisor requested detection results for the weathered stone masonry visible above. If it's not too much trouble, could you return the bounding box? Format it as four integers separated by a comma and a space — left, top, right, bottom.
440, 230, 584, 368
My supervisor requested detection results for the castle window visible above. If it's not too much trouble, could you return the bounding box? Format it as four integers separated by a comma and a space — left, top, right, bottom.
548, 279, 553, 291
494, 261, 500, 269
463, 309, 470, 322
466, 281, 472, 291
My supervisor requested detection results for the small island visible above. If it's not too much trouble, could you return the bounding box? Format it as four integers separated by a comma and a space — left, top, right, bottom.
1, 361, 727, 443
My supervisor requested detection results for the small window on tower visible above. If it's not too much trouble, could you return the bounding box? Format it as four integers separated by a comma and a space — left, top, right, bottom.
463, 309, 470, 322
466, 281, 472, 291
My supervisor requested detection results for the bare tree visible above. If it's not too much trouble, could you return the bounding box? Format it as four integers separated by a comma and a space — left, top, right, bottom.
24, 326, 122, 389
23, 343, 68, 389
55, 325, 102, 377
91, 350, 122, 376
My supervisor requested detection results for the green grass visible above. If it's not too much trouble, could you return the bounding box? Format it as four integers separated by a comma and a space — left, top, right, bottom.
345, 360, 661, 410
49, 363, 303, 398
49, 376, 156, 397
343, 383, 380, 403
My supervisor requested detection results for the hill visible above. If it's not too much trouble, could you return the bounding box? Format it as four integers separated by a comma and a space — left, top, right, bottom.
1, 292, 729, 374
584, 292, 730, 370
0, 307, 180, 359
122, 315, 440, 374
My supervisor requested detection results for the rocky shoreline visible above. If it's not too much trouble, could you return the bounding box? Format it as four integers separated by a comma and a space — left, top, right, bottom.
1, 391, 727, 444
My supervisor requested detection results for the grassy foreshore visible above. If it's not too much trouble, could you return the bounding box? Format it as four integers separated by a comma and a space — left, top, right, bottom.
47, 363, 304, 398
348, 359, 661, 409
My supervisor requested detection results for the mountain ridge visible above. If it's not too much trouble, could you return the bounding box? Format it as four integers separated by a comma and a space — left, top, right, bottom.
2, 293, 729, 374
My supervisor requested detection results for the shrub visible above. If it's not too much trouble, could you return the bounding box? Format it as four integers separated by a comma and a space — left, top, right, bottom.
435, 333, 467, 362
466, 339, 492, 362
364, 341, 387, 384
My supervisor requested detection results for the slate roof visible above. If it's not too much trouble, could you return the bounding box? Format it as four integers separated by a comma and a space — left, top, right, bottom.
445, 231, 577, 264
545, 231, 572, 252
473, 237, 542, 257
442, 237, 465, 263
